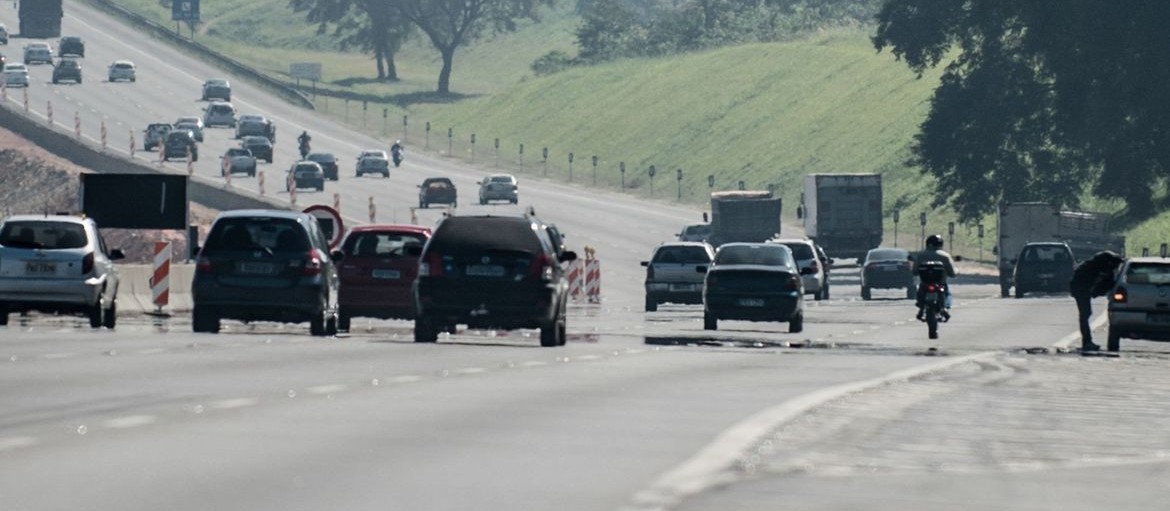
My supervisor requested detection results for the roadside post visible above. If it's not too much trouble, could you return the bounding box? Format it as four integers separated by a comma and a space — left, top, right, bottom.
425, 121, 431, 150
592, 155, 598, 186
568, 153, 574, 182
648, 165, 657, 196
737, 180, 745, 191
74, 111, 81, 139
919, 212, 927, 247
470, 133, 476, 163
620, 162, 626, 191
447, 127, 452, 156
948, 221, 955, 253
47, 100, 53, 125
542, 147, 549, 176
893, 210, 901, 248
100, 121, 108, 151
519, 144, 524, 172
494, 138, 500, 168
707, 174, 715, 194
402, 115, 408, 142
977, 223, 984, 262
677, 169, 683, 200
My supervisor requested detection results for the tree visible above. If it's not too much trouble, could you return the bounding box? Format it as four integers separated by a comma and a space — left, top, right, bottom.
873, 0, 1170, 219
289, 0, 411, 81
394, 0, 556, 94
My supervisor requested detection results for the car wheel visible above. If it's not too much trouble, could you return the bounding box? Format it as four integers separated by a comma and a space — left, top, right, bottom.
814, 287, 823, 301
1000, 282, 1010, 298
338, 311, 351, 332
77, 77, 82, 84
479, 198, 487, 205
861, 286, 871, 301
382, 171, 389, 178
249, 169, 255, 177
310, 312, 327, 337
788, 312, 803, 333
267, 157, 273, 164
822, 281, 830, 300
703, 312, 717, 331
0, 304, 8, 326
1015, 286, 1025, 299
102, 298, 117, 329
131, 77, 136, 82
1107, 327, 1121, 352
645, 295, 657, 312
192, 306, 220, 333
414, 315, 439, 343
511, 198, 518, 204
540, 316, 563, 347
88, 298, 103, 328
317, 184, 324, 192
325, 314, 338, 336
905, 286, 915, 300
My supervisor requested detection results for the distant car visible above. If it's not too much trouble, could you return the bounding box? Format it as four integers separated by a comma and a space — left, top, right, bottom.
288, 161, 325, 191
418, 177, 457, 208
701, 242, 805, 332
235, 114, 275, 141
641, 242, 714, 312
0, 23, 8, 45
413, 212, 578, 346
162, 130, 198, 161
0, 214, 125, 328
201, 78, 231, 101
107, 60, 136, 82
1013, 242, 1075, 298
336, 225, 432, 331
221, 147, 256, 177
203, 101, 237, 128
51, 58, 81, 84
860, 247, 914, 300
356, 150, 390, 177
23, 42, 52, 65
174, 116, 203, 130
240, 135, 273, 163
3, 63, 29, 88
1107, 257, 1170, 351
174, 121, 203, 142
769, 238, 828, 301
58, 36, 84, 57
192, 209, 340, 336
677, 223, 711, 243
478, 174, 519, 205
306, 152, 338, 181
143, 123, 172, 151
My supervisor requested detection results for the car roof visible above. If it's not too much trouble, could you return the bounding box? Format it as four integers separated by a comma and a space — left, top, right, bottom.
2, 214, 89, 225
348, 224, 432, 235
214, 210, 307, 221
658, 241, 710, 248
1023, 242, 1070, 247
243, 136, 271, 142
769, 238, 813, 246
307, 152, 335, 160
205, 78, 228, 84
430, 215, 545, 252
1125, 257, 1170, 265
111, 60, 134, 65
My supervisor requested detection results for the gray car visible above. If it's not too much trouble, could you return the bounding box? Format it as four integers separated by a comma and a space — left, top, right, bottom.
192, 210, 341, 336
203, 101, 237, 128
288, 161, 325, 191
1107, 257, 1170, 351
0, 215, 124, 328
641, 242, 714, 311
478, 174, 519, 204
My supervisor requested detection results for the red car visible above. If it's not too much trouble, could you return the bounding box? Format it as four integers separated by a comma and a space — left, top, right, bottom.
337, 224, 432, 331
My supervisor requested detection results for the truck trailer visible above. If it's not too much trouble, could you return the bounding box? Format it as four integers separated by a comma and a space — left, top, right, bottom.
800, 174, 883, 259
707, 190, 781, 247
19, 0, 64, 39
996, 202, 1125, 297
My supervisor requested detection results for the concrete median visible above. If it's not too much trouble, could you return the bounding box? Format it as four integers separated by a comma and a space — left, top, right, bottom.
115, 264, 194, 315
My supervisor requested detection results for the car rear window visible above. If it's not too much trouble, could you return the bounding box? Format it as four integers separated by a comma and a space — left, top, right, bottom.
867, 248, 908, 262
0, 221, 87, 249
777, 242, 814, 260
429, 217, 541, 254
652, 246, 711, 264
490, 176, 514, 183
210, 105, 232, 114
683, 225, 710, 235
1125, 263, 1170, 285
204, 217, 309, 253
114, 63, 133, 69
1021, 245, 1071, 262
308, 153, 336, 163
344, 232, 427, 258
715, 245, 790, 266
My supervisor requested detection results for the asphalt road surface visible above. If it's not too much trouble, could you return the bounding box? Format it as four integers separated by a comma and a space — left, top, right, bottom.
3, 3, 1170, 510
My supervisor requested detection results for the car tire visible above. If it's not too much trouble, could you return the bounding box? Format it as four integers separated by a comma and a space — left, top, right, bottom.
511, 198, 518, 204
382, 171, 389, 178
1107, 328, 1121, 352
316, 184, 324, 192
703, 312, 717, 331
814, 287, 823, 301
788, 312, 803, 333
1015, 286, 1025, 299
88, 298, 103, 328
102, 298, 117, 329
540, 316, 563, 347
192, 306, 220, 333
266, 157, 273, 164
645, 295, 657, 312
861, 286, 871, 301
906, 286, 915, 300
1000, 282, 1010, 298
822, 281, 831, 300
310, 312, 327, 337
414, 315, 438, 343
325, 314, 338, 336
479, 198, 487, 205
0, 304, 9, 326
338, 311, 351, 332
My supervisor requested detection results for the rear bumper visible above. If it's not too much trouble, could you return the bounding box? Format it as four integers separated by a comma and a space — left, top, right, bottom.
1109, 311, 1170, 341
646, 282, 703, 304
415, 283, 560, 329
863, 271, 914, 289
340, 285, 414, 320
704, 291, 800, 321
193, 279, 326, 322
0, 276, 104, 308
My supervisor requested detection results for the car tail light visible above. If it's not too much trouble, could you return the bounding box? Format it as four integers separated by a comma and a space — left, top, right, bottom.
81, 252, 94, 274
196, 255, 213, 273
646, 264, 655, 280
785, 275, 801, 291
529, 254, 554, 281
302, 251, 322, 276
419, 252, 442, 277
1111, 286, 1128, 304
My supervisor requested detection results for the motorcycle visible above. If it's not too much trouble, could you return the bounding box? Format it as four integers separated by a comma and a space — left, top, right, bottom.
298, 140, 310, 160
391, 147, 404, 167
917, 261, 950, 339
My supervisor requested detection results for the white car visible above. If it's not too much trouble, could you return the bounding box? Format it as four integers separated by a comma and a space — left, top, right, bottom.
23, 42, 52, 65
769, 238, 829, 301
107, 60, 136, 82
356, 150, 390, 178
202, 101, 237, 128
221, 147, 256, 177
3, 63, 29, 88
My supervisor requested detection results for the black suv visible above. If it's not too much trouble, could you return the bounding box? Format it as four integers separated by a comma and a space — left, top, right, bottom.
192, 210, 341, 336
51, 58, 81, 84
418, 177, 457, 208
413, 213, 577, 346
241, 136, 273, 163
1012, 242, 1075, 298
58, 36, 85, 57
163, 130, 198, 161
306, 152, 339, 181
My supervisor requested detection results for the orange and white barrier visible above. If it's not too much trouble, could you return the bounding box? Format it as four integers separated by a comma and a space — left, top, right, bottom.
567, 259, 584, 300
1, 79, 7, 101
46, 100, 53, 125
186, 148, 193, 175
585, 259, 601, 303
129, 129, 135, 155
368, 196, 375, 222
100, 120, 108, 151
333, 193, 341, 211
22, 87, 28, 112
258, 170, 266, 195
150, 241, 171, 311
288, 176, 297, 205
74, 111, 81, 139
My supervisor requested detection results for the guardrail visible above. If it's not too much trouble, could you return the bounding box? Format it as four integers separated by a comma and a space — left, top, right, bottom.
81, 0, 315, 111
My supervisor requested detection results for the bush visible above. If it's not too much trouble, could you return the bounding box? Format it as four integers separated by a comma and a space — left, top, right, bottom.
531, 50, 575, 76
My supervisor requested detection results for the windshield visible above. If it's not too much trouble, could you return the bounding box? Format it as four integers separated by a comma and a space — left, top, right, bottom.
867, 248, 908, 262
0, 221, 87, 249
343, 231, 427, 257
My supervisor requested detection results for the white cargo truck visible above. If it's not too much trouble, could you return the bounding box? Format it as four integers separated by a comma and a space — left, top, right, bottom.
799, 174, 883, 259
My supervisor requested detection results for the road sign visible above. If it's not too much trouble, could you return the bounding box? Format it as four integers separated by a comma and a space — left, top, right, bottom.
80, 174, 188, 229
289, 62, 322, 81
303, 205, 345, 249
172, 0, 201, 22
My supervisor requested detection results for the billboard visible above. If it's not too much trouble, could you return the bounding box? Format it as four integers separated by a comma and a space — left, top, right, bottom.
289, 62, 322, 81
80, 174, 189, 229
172, 0, 200, 22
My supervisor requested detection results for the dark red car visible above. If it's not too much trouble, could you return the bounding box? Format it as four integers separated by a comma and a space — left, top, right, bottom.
337, 224, 431, 331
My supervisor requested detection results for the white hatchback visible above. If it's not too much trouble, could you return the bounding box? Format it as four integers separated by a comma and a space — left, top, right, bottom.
23, 42, 52, 64
107, 60, 136, 82
3, 63, 29, 87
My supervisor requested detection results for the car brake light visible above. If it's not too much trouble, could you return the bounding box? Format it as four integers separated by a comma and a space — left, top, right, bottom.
303, 251, 322, 276
1111, 286, 1127, 303
529, 254, 554, 280
81, 252, 94, 274
786, 275, 801, 291
420, 252, 442, 277
196, 255, 213, 273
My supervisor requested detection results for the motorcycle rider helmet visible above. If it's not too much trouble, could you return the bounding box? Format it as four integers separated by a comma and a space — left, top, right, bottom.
926, 234, 944, 249
394, 140, 401, 145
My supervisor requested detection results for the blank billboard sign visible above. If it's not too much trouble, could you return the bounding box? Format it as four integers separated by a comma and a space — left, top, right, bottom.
80, 174, 188, 229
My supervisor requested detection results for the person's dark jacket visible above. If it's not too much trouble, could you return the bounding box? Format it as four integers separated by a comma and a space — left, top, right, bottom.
1069, 251, 1125, 297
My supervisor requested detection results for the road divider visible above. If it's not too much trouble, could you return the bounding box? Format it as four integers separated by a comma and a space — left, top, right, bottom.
117, 264, 194, 314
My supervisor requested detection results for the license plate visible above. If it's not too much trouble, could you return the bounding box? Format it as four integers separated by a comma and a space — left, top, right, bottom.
372, 269, 401, 280
25, 261, 56, 275
882, 266, 897, 271
1149, 313, 1170, 324
925, 292, 939, 302
466, 264, 505, 277
1038, 273, 1054, 279
736, 298, 765, 307
669, 283, 694, 292
238, 262, 274, 275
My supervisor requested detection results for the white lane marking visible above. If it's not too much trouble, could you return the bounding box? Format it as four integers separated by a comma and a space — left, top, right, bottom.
519, 361, 547, 368
102, 415, 158, 429
43, 352, 79, 359
210, 398, 259, 410
452, 367, 487, 375
1052, 313, 1108, 349
388, 375, 423, 384
0, 436, 40, 452
136, 348, 167, 355
625, 351, 1000, 511
577, 354, 602, 361
306, 384, 349, 395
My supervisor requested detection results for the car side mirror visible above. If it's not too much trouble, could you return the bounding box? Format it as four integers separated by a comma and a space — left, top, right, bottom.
109, 249, 125, 261
330, 250, 344, 262
800, 266, 815, 275
696, 266, 708, 273
559, 251, 578, 263
405, 245, 424, 257
640, 261, 649, 267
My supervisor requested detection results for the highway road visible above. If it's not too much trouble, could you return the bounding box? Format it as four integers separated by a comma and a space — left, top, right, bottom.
3, 3, 1170, 510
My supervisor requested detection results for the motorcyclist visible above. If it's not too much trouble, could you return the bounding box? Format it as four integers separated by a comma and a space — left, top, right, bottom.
915, 234, 956, 321
390, 139, 404, 162
297, 131, 311, 158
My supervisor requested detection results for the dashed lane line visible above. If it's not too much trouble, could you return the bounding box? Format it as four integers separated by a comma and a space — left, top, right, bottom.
306, 384, 349, 396
102, 415, 158, 429
0, 436, 40, 452
209, 398, 259, 410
